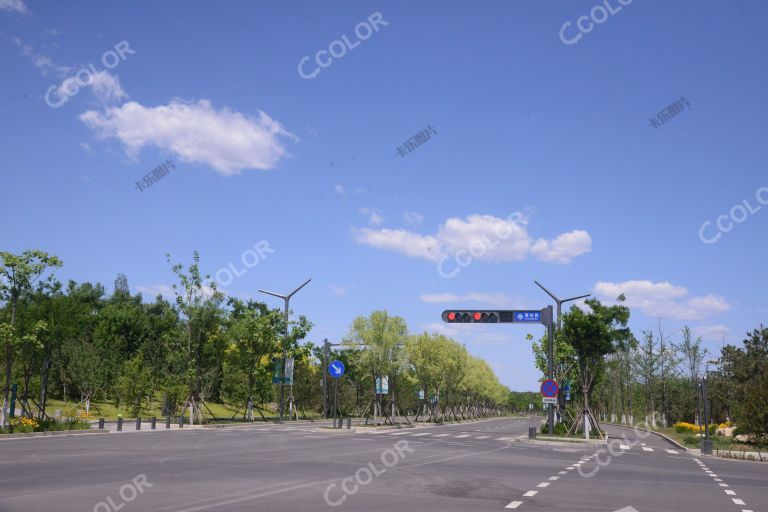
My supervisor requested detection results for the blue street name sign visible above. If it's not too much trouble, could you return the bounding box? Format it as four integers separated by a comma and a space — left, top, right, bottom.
513, 310, 541, 323
328, 360, 345, 378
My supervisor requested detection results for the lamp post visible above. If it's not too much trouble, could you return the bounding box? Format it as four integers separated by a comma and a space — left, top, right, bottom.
534, 281, 590, 436
259, 278, 311, 421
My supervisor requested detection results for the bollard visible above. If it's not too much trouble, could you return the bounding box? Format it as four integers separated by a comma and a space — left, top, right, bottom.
346, 417, 351, 429
151, 416, 157, 430
528, 426, 537, 439
178, 416, 184, 428
701, 439, 713, 455
337, 417, 343, 429
98, 418, 105, 429
117, 416, 123, 431
166, 416, 171, 429
136, 417, 142, 430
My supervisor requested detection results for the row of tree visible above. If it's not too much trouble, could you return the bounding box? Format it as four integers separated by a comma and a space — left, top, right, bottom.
0, 250, 511, 426
531, 295, 767, 437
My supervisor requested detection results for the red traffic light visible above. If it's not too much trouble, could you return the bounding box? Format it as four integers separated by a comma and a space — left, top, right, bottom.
473, 312, 481, 321
447, 312, 456, 321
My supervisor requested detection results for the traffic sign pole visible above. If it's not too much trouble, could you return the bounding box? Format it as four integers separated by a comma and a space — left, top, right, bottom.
545, 305, 555, 435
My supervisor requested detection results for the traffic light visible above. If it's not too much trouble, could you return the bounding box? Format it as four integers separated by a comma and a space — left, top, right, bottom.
442, 310, 513, 323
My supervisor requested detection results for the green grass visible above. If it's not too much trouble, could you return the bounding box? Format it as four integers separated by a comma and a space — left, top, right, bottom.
41, 398, 279, 422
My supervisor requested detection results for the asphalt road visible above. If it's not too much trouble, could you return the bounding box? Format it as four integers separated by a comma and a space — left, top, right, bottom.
0, 417, 765, 512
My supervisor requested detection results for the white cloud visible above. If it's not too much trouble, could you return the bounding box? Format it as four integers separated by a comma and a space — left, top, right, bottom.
358, 207, 384, 226
49, 70, 127, 107
593, 280, 730, 321
137, 284, 175, 300
531, 230, 592, 264
353, 213, 591, 265
0, 0, 27, 13
334, 184, 346, 196
80, 99, 297, 175
331, 285, 346, 296
692, 325, 730, 342
352, 227, 442, 262
420, 292, 524, 308
404, 211, 424, 226
421, 322, 514, 345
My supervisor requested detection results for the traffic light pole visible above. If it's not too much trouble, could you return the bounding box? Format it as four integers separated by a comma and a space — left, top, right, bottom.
546, 305, 555, 435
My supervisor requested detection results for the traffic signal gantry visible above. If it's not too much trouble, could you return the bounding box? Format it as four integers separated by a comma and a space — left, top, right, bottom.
441, 305, 557, 435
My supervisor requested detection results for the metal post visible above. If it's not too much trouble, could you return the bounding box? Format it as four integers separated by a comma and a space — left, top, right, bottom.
323, 339, 329, 419
259, 279, 311, 422
136, 417, 141, 430
546, 305, 554, 435
333, 376, 338, 423
166, 416, 171, 429
117, 417, 123, 431
701, 376, 713, 454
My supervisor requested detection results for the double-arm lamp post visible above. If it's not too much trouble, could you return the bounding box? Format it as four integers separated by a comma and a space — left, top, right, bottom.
534, 281, 590, 433
259, 278, 311, 422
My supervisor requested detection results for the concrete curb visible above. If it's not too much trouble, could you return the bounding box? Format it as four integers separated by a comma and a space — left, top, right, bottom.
520, 436, 608, 447
0, 429, 109, 440
603, 422, 688, 451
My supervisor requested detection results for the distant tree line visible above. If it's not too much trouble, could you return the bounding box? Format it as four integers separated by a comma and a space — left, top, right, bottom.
0, 249, 512, 426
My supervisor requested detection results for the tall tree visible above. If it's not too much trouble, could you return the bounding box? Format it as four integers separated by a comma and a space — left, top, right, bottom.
346, 311, 407, 424
561, 296, 631, 437
0, 250, 62, 426
674, 326, 707, 425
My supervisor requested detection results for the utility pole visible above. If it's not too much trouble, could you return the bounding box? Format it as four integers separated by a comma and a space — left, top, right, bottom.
546, 305, 555, 435
259, 278, 311, 422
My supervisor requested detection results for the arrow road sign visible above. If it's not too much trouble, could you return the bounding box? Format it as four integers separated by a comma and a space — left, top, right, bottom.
328, 360, 345, 378
540, 379, 559, 398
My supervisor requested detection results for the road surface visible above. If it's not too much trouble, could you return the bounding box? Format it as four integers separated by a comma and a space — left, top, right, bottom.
0, 417, 765, 512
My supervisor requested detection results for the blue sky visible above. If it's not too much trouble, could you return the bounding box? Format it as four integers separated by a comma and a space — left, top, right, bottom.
2, 0, 767, 391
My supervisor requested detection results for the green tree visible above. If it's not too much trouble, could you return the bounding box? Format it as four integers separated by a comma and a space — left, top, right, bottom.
0, 250, 62, 426
346, 311, 407, 423
561, 296, 631, 437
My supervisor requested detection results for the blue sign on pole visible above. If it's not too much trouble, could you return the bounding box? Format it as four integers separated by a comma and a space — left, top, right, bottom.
513, 311, 541, 323
328, 360, 345, 378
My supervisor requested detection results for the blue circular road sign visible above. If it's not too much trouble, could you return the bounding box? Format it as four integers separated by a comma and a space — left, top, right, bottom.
328, 360, 345, 378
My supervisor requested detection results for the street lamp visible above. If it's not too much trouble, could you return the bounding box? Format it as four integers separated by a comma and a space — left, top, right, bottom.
534, 281, 591, 331
259, 278, 311, 421
534, 281, 590, 435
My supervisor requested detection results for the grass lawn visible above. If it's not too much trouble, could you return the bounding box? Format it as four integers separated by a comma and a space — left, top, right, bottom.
42, 398, 281, 422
